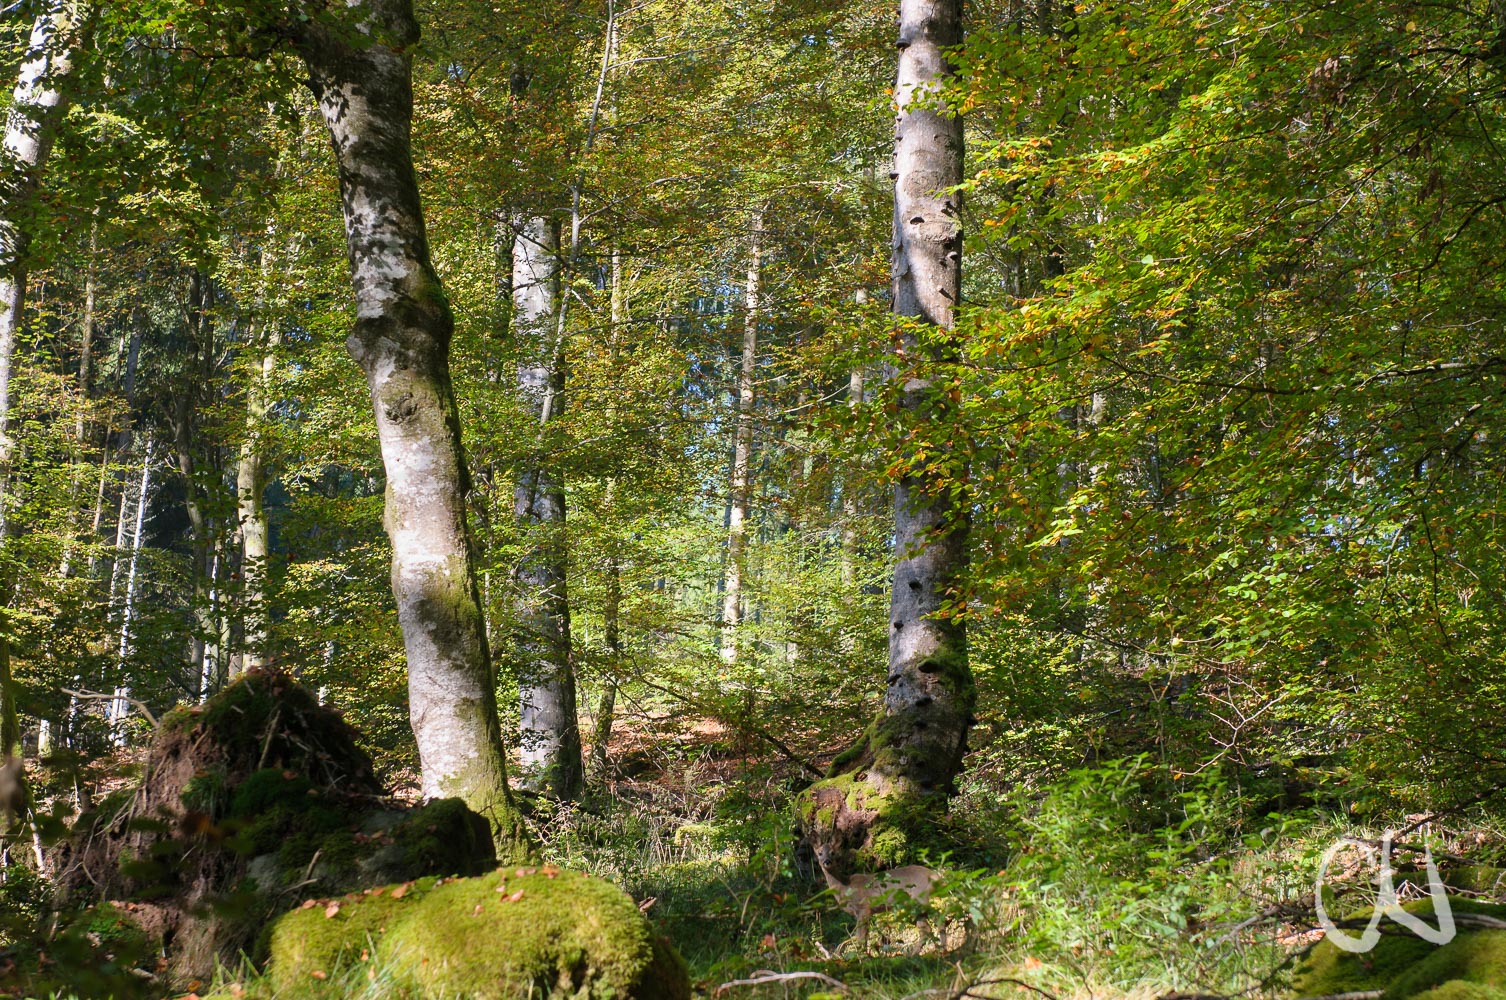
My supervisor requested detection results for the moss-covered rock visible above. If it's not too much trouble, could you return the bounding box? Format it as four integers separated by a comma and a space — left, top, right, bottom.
1295, 899, 1506, 999
51, 669, 496, 987
1448, 866, 1506, 896
1409, 981, 1506, 1000
264, 877, 443, 991
265, 868, 690, 1000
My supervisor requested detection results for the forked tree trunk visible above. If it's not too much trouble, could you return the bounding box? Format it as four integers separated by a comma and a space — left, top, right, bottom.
798, 0, 973, 870
110, 440, 153, 747
511, 215, 582, 800
294, 0, 528, 856
721, 209, 762, 666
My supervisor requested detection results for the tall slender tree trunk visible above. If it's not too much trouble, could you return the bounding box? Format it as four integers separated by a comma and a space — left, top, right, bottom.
174, 272, 217, 687
0, 1, 92, 780
236, 327, 279, 677
590, 248, 627, 780
721, 209, 762, 666
56, 222, 98, 580
511, 216, 583, 800
840, 289, 869, 595
294, 0, 528, 856
109, 440, 153, 747
74, 219, 97, 439
840, 366, 865, 590
798, 0, 972, 870
0, 1, 90, 461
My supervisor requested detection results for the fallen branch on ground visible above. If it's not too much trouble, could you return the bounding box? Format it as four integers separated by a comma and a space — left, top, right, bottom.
715, 970, 848, 995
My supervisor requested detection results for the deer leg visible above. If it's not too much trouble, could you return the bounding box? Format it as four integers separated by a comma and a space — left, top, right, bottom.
853, 913, 870, 953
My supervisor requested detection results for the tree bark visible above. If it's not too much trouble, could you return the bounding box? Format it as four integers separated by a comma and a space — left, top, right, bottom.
294, 0, 528, 856
0, 1, 90, 457
0, 1, 92, 773
173, 272, 217, 688
510, 215, 583, 800
235, 326, 279, 677
798, 0, 973, 871
721, 208, 762, 666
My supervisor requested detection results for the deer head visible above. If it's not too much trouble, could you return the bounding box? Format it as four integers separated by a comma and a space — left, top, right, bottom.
812, 843, 938, 951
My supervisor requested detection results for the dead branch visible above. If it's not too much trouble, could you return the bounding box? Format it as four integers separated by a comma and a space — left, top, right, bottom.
62, 689, 157, 728
715, 970, 849, 995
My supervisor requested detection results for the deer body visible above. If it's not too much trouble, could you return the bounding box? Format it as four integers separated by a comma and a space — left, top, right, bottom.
815, 848, 937, 951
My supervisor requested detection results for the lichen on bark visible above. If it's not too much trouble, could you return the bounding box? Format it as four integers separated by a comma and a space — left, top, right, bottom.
797, 0, 973, 872
291, 0, 529, 858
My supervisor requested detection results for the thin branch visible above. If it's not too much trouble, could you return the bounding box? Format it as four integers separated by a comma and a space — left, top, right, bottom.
715, 971, 848, 995
62, 688, 157, 728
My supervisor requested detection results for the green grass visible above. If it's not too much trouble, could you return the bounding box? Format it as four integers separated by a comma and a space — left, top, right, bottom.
26, 758, 1506, 1000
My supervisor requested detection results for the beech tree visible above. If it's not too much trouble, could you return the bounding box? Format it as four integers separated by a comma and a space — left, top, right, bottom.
0, 0, 94, 772
798, 0, 972, 868
290, 0, 528, 854
510, 214, 582, 799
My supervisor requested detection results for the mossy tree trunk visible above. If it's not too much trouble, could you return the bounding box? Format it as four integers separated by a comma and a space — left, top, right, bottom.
797, 0, 973, 870
292, 0, 529, 857
510, 214, 583, 801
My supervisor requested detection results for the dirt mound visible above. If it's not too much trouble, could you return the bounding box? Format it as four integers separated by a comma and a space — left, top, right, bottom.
49, 669, 494, 986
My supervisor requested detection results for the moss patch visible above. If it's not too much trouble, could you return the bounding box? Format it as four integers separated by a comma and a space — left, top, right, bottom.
1409, 982, 1506, 1000
1448, 866, 1506, 896
1388, 929, 1506, 999
266, 868, 690, 1000
1296, 899, 1506, 998
264, 877, 441, 991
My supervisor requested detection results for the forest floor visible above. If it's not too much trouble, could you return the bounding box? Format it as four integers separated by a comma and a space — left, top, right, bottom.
475, 719, 1506, 1000
55, 707, 1506, 1000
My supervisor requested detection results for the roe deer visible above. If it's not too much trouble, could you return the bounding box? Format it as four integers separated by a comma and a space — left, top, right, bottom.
814, 844, 937, 952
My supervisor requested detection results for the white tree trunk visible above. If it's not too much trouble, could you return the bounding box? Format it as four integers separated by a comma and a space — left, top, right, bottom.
111, 440, 153, 746
294, 0, 527, 856
0, 3, 91, 765
511, 216, 582, 800
880, 0, 973, 819
799, 0, 973, 869
236, 328, 279, 677
721, 209, 762, 666
0, 1, 90, 450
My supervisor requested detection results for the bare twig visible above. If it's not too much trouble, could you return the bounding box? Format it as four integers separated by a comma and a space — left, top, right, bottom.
715, 971, 848, 995
62, 688, 157, 728
1394, 786, 1506, 838
944, 977, 1064, 1000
